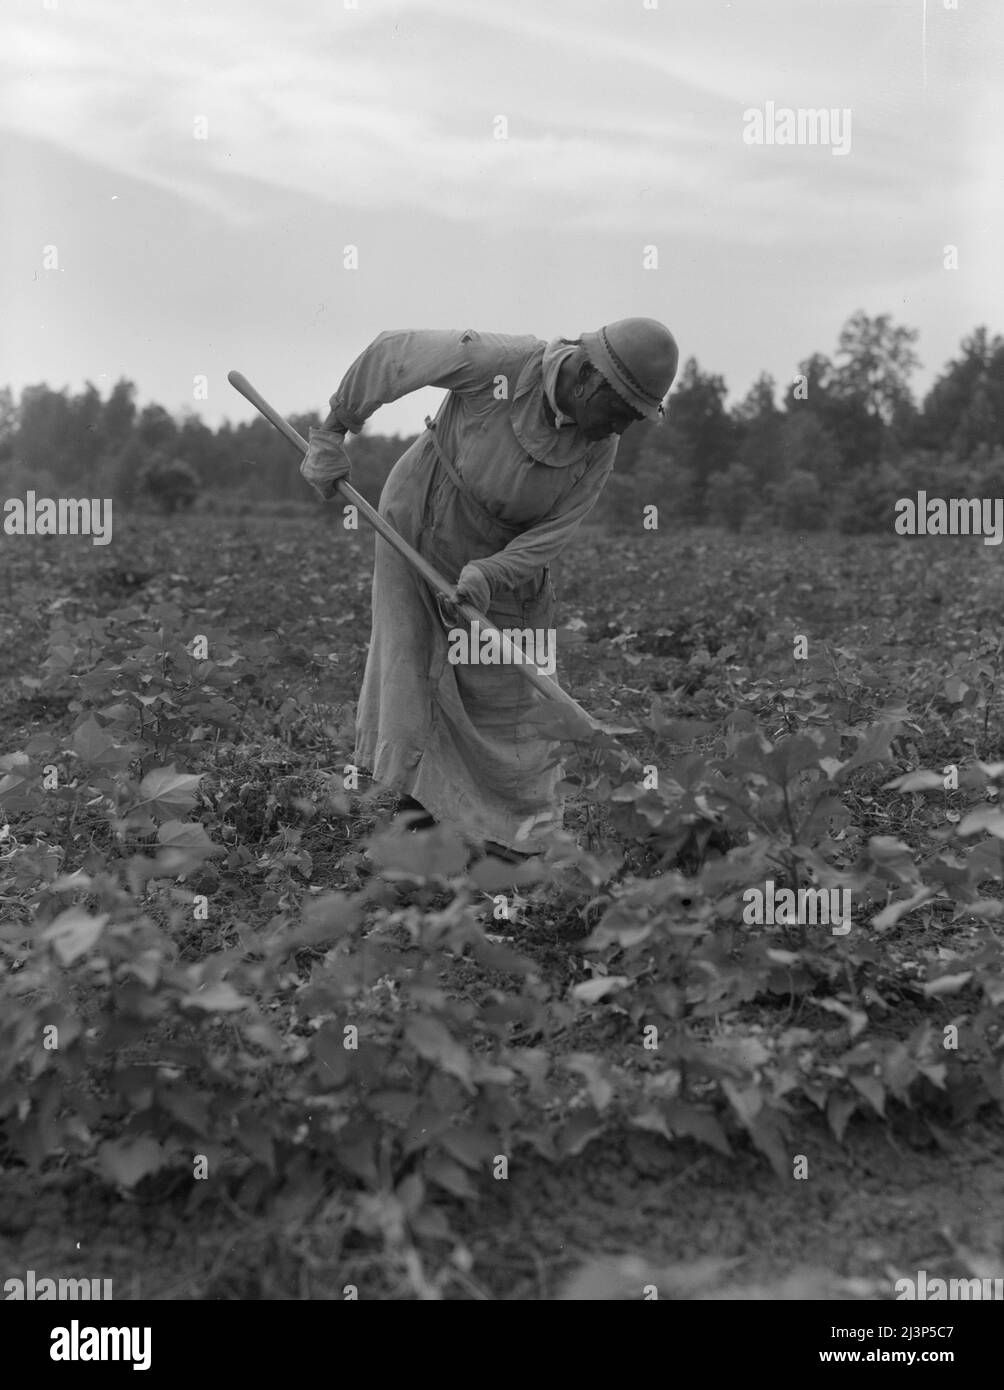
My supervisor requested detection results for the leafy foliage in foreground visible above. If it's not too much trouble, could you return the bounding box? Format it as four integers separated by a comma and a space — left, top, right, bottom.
2, 523, 1004, 1292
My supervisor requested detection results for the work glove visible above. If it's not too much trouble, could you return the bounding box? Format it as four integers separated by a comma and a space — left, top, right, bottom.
300, 426, 351, 500
454, 562, 491, 613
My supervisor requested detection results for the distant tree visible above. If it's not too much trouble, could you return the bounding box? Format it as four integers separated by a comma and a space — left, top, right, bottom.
885, 393, 924, 457
226, 416, 307, 500
778, 468, 826, 532
834, 310, 920, 424
176, 412, 225, 491
921, 327, 1004, 458
777, 412, 843, 485
716, 461, 757, 532
782, 351, 834, 412
785, 353, 870, 471
70, 383, 104, 484
963, 443, 1004, 501
733, 371, 779, 428
732, 372, 783, 486
102, 379, 138, 454
783, 315, 920, 471
630, 435, 704, 526
16, 384, 75, 481
667, 358, 735, 472
0, 454, 58, 501
660, 358, 736, 518
136, 403, 178, 455
138, 452, 199, 514
612, 418, 662, 474
833, 460, 905, 534
0, 386, 16, 462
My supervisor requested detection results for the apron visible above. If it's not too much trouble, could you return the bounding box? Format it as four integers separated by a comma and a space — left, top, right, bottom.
354, 407, 566, 852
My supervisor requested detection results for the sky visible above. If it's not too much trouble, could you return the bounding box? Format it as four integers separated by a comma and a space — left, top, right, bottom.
1, 0, 1001, 437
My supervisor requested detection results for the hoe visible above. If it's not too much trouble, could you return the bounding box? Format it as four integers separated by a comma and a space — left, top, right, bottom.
227, 370, 618, 744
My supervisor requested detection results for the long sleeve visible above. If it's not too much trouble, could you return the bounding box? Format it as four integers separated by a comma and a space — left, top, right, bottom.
328, 329, 512, 434
474, 443, 617, 593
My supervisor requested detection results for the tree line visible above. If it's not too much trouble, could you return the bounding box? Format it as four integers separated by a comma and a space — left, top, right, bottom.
1, 311, 1002, 531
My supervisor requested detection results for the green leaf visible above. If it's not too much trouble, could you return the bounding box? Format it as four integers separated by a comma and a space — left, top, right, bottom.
840, 722, 902, 776
157, 819, 215, 849
958, 808, 1004, 839
439, 1126, 497, 1170
883, 770, 946, 792
396, 1173, 425, 1218
158, 1085, 211, 1134
921, 971, 973, 997
662, 1101, 732, 1157
849, 1073, 885, 1116
880, 1042, 918, 1099
72, 716, 133, 770
96, 1137, 166, 1190
155, 819, 220, 873
811, 998, 869, 1039
721, 1078, 763, 1128
581, 918, 652, 950
335, 1125, 380, 1185
647, 700, 716, 741
423, 1153, 478, 1199
469, 856, 542, 892
0, 752, 34, 802
404, 1016, 473, 1088
571, 975, 630, 1004
42, 907, 109, 964
366, 826, 470, 878
237, 1117, 275, 1171
826, 1093, 857, 1143
179, 981, 249, 1012
367, 1090, 419, 1123
558, 1110, 605, 1157
136, 764, 202, 818
279, 892, 359, 953
312, 1024, 354, 1087
871, 887, 935, 931
629, 1108, 673, 1141
764, 734, 830, 786
506, 1048, 551, 1096
117, 948, 162, 989
965, 840, 1004, 881
564, 1053, 615, 1112
746, 1108, 791, 1180
865, 836, 922, 885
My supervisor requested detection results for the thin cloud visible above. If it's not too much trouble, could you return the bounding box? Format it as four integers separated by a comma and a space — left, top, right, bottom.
1, 0, 999, 432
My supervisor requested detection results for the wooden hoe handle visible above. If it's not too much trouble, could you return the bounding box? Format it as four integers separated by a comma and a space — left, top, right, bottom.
227, 370, 608, 735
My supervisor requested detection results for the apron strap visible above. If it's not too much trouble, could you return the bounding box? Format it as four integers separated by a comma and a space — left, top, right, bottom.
423, 415, 471, 497
423, 415, 562, 532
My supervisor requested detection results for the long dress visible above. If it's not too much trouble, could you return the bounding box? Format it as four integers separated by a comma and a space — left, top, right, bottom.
325, 328, 618, 854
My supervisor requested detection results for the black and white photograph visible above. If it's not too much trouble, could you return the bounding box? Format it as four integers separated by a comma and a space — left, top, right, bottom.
1, 0, 1003, 1341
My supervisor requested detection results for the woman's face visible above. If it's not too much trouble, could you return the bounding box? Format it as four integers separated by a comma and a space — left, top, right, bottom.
576, 370, 644, 441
